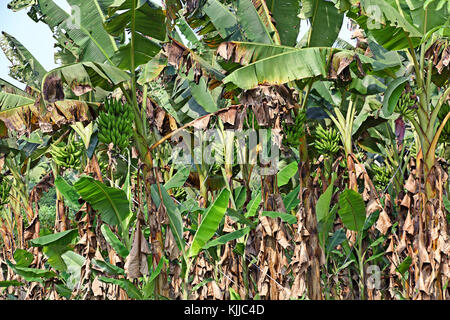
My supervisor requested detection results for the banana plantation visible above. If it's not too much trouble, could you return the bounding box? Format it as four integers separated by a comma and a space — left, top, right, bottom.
0, 0, 449, 301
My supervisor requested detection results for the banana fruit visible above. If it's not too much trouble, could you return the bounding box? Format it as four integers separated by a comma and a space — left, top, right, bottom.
314, 124, 340, 155
50, 133, 84, 169
97, 98, 134, 151
283, 109, 306, 148
395, 89, 417, 121
371, 162, 391, 190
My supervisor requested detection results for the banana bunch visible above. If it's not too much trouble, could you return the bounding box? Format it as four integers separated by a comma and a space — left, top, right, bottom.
98, 156, 109, 176
283, 109, 306, 148
0, 178, 11, 206
171, 186, 187, 200
97, 98, 134, 151
314, 124, 340, 155
371, 163, 391, 190
395, 90, 417, 121
51, 134, 84, 169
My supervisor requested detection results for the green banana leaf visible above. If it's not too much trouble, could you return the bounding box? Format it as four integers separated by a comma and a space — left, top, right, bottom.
13, 249, 34, 268
92, 259, 126, 276
137, 51, 168, 85
41, 62, 130, 100
6, 261, 56, 283
104, 0, 166, 41
64, 0, 118, 63
277, 161, 298, 187
164, 167, 191, 190
74, 176, 130, 229
338, 189, 366, 232
236, 0, 274, 44
150, 184, 185, 255
0, 92, 34, 110
101, 224, 130, 258
61, 251, 85, 290
199, 0, 242, 41
203, 227, 251, 250
0, 31, 47, 87
188, 189, 231, 257
223, 47, 331, 90
54, 176, 81, 211
98, 276, 142, 300
299, 0, 344, 47
30, 229, 78, 271
261, 211, 297, 225
265, 0, 301, 46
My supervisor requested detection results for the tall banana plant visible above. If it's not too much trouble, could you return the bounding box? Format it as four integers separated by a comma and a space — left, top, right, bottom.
347, 0, 450, 300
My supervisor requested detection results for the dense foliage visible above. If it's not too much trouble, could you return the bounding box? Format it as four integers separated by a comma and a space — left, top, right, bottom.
0, 0, 449, 300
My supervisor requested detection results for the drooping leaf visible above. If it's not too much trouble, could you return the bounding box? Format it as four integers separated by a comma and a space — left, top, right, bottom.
236, 0, 274, 44
30, 229, 78, 271
381, 77, 409, 117
396, 256, 412, 276
151, 184, 185, 254
261, 211, 297, 225
13, 249, 34, 268
30, 229, 78, 247
199, 0, 242, 41
0, 92, 34, 110
0, 280, 23, 287
189, 189, 231, 257
223, 47, 373, 90
316, 182, 334, 222
277, 161, 298, 187
245, 191, 261, 218
42, 62, 130, 100
203, 227, 251, 250
0, 31, 46, 87
164, 167, 191, 190
6, 261, 56, 283
283, 185, 300, 213
61, 251, 85, 290
92, 259, 125, 276
98, 276, 142, 300
137, 51, 168, 85
100, 224, 129, 258
0, 99, 93, 134
300, 0, 344, 47
265, 0, 301, 46
326, 228, 347, 254
54, 176, 81, 211
74, 176, 130, 229
338, 189, 366, 232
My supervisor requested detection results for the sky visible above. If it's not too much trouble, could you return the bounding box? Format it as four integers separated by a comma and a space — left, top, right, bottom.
0, 0, 71, 89
0, 1, 354, 90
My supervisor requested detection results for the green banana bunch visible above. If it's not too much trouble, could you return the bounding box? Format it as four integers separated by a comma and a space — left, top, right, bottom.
283, 109, 306, 148
97, 98, 134, 151
0, 178, 11, 206
171, 186, 187, 200
395, 90, 417, 121
51, 134, 84, 169
314, 124, 340, 155
371, 163, 391, 190
98, 156, 109, 176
